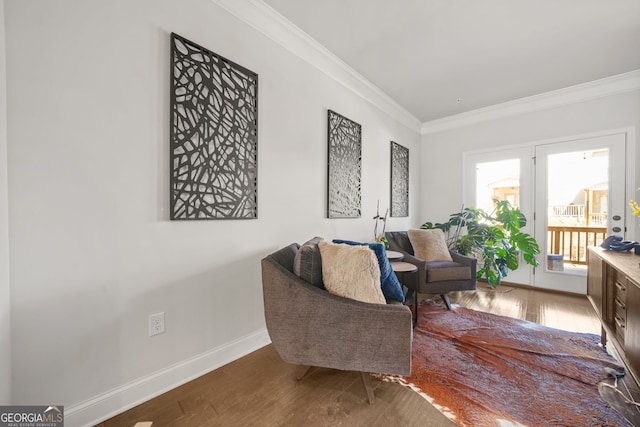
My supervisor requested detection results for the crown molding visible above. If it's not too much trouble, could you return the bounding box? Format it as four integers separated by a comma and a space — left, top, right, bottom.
209, 0, 639, 137
210, 0, 422, 132
422, 69, 640, 135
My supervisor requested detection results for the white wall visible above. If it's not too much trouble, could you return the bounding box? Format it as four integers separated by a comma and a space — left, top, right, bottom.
0, 0, 12, 405
421, 90, 640, 239
4, 0, 421, 422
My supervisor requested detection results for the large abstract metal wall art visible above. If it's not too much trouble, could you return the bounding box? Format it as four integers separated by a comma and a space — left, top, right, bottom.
170, 33, 258, 220
327, 110, 362, 218
390, 141, 409, 217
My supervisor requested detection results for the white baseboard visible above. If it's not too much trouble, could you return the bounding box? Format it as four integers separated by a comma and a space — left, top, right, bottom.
65, 329, 271, 427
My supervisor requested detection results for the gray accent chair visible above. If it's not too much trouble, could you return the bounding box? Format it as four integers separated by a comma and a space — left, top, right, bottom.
385, 231, 477, 311
261, 243, 413, 404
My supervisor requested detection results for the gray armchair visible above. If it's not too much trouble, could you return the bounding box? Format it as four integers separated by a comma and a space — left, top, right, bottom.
385, 231, 477, 310
261, 243, 413, 403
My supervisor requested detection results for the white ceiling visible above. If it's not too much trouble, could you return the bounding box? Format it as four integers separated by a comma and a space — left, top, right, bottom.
262, 0, 640, 123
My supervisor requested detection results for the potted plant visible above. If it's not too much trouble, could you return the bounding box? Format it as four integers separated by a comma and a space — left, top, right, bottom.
421, 200, 540, 287
373, 200, 389, 248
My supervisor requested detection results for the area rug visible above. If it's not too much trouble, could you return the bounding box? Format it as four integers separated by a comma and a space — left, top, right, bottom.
386, 301, 631, 427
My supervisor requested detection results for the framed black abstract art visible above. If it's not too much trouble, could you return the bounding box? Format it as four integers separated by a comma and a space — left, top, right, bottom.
390, 141, 409, 217
170, 33, 258, 220
327, 110, 361, 218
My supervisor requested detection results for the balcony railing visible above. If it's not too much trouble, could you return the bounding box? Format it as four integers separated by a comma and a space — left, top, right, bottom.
548, 226, 607, 265
549, 204, 607, 226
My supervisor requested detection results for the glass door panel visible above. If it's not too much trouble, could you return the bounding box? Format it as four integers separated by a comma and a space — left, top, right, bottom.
475, 158, 521, 211
534, 133, 626, 293
463, 147, 533, 286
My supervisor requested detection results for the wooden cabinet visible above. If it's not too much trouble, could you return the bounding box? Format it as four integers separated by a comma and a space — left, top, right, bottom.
626, 277, 640, 378
587, 247, 640, 383
587, 251, 604, 319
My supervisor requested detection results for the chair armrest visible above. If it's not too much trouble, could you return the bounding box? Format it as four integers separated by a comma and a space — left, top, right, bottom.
262, 257, 412, 376
398, 252, 427, 287
450, 251, 478, 278
401, 251, 478, 285
449, 250, 476, 266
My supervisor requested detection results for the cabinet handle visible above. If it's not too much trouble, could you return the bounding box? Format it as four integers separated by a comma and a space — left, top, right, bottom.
615, 281, 627, 292
615, 315, 626, 329
615, 299, 626, 310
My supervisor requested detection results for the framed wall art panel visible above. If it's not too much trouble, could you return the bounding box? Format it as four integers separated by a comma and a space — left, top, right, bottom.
390, 141, 409, 217
327, 110, 362, 218
170, 33, 258, 220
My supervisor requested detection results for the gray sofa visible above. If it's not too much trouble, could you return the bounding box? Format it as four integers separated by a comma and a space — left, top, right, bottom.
261, 243, 413, 402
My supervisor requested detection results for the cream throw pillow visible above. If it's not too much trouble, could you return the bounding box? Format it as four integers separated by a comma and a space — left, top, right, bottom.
408, 229, 453, 262
318, 241, 386, 304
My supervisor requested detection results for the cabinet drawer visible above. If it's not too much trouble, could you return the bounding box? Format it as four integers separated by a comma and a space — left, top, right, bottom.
614, 275, 627, 344
615, 314, 626, 344
615, 297, 627, 319
615, 278, 628, 304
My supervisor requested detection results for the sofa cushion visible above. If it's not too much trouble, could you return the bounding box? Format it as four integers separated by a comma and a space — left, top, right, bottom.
318, 241, 386, 304
293, 237, 324, 288
408, 229, 453, 262
426, 261, 472, 282
333, 239, 405, 303
270, 243, 300, 272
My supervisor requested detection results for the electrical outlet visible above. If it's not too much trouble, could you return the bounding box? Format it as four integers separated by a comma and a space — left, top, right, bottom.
149, 312, 165, 337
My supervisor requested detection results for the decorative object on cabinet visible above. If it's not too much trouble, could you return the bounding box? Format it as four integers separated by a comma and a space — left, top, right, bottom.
327, 110, 361, 218
630, 187, 640, 255
390, 141, 409, 217
629, 187, 640, 220
170, 33, 258, 220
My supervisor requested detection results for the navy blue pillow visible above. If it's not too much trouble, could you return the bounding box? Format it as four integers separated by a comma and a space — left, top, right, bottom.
332, 239, 405, 303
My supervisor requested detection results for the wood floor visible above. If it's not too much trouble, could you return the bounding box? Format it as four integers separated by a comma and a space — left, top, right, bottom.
98, 284, 640, 427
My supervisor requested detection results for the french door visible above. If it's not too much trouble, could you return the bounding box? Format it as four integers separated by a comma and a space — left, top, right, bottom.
463, 147, 534, 286
534, 134, 627, 293
464, 131, 628, 293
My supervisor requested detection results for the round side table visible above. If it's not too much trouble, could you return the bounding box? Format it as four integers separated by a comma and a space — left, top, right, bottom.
386, 250, 404, 261
391, 261, 418, 326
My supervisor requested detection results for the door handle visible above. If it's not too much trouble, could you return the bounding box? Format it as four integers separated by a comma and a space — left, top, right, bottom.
612, 226, 622, 232
612, 215, 621, 221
